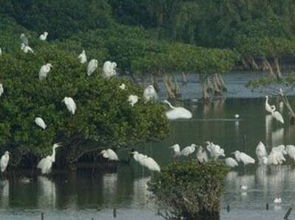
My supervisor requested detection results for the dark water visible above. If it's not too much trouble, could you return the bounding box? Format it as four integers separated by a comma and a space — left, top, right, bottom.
1, 90, 295, 219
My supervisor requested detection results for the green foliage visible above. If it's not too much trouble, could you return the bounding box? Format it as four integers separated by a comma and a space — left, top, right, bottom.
0, 44, 169, 165
148, 161, 229, 219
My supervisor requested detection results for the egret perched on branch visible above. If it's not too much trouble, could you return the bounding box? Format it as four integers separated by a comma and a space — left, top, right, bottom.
21, 43, 34, 54
37, 143, 62, 174
35, 117, 47, 129
233, 151, 255, 165
0, 83, 4, 97
101, 149, 119, 161
128, 95, 139, 106
62, 97, 77, 115
206, 141, 225, 160
119, 83, 126, 90
0, 151, 10, 172
20, 33, 28, 46
102, 61, 117, 79
163, 100, 192, 120
39, 32, 48, 41
87, 59, 98, 76
78, 50, 87, 64
143, 85, 158, 103
196, 146, 208, 163
132, 151, 160, 172
256, 141, 268, 164
265, 96, 274, 113
39, 63, 52, 80
170, 144, 181, 157
180, 144, 196, 156
270, 106, 284, 124
225, 157, 238, 168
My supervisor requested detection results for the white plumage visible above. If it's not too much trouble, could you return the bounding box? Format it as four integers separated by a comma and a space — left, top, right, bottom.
101, 149, 119, 161
196, 146, 208, 163
265, 96, 273, 113
78, 50, 87, 64
21, 43, 34, 54
39, 63, 52, 80
271, 106, 284, 124
233, 151, 255, 165
286, 145, 295, 161
39, 32, 48, 41
102, 61, 117, 79
180, 144, 196, 156
35, 117, 47, 129
128, 95, 139, 106
0, 83, 4, 96
20, 33, 28, 46
273, 197, 282, 204
256, 141, 268, 163
170, 144, 181, 157
0, 48, 2, 56
0, 151, 10, 172
267, 145, 286, 165
87, 59, 98, 76
143, 85, 158, 103
225, 157, 238, 168
206, 141, 225, 160
132, 151, 160, 172
163, 100, 192, 120
62, 97, 77, 115
119, 83, 126, 90
37, 143, 61, 174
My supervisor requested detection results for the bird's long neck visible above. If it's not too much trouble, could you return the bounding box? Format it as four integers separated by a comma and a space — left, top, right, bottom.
51, 147, 57, 162
164, 100, 175, 109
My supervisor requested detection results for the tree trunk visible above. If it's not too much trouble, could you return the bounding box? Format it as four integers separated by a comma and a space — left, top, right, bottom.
181, 72, 188, 84
241, 58, 250, 70
200, 75, 210, 101
279, 89, 295, 124
262, 59, 276, 79
274, 57, 282, 80
216, 74, 227, 91
211, 75, 222, 96
248, 57, 259, 70
163, 74, 176, 99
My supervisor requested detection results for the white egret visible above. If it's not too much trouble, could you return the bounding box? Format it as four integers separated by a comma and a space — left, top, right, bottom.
143, 85, 158, 103
21, 43, 34, 54
39, 63, 52, 80
196, 146, 208, 163
273, 196, 282, 204
78, 50, 87, 64
119, 83, 126, 90
39, 32, 48, 41
0, 48, 2, 56
265, 96, 273, 113
270, 106, 284, 124
279, 101, 284, 112
267, 145, 286, 165
233, 151, 255, 165
102, 61, 117, 79
101, 149, 119, 161
20, 33, 28, 46
180, 144, 196, 156
286, 145, 295, 161
234, 114, 239, 119
206, 141, 225, 160
0, 151, 10, 172
0, 83, 4, 96
87, 59, 98, 76
132, 151, 160, 172
256, 141, 268, 163
170, 144, 181, 157
62, 97, 77, 115
225, 157, 238, 168
37, 143, 62, 174
240, 184, 248, 191
35, 117, 47, 129
163, 100, 192, 120
128, 95, 139, 106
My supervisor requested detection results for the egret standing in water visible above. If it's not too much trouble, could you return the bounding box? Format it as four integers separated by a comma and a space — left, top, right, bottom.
39, 32, 48, 41
163, 100, 192, 120
39, 63, 52, 80
170, 144, 181, 157
225, 157, 238, 168
265, 96, 274, 113
78, 50, 87, 64
62, 97, 77, 115
233, 151, 255, 166
0, 151, 10, 172
101, 149, 119, 161
37, 143, 62, 174
256, 141, 268, 164
143, 85, 158, 103
87, 59, 98, 76
286, 145, 295, 162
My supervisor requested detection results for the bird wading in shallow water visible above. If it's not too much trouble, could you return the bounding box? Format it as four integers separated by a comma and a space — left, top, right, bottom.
37, 143, 62, 175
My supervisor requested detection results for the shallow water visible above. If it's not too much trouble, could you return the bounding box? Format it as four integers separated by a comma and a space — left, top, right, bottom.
1, 94, 295, 219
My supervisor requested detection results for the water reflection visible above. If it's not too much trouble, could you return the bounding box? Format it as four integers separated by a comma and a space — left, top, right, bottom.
0, 180, 9, 208
37, 176, 56, 208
